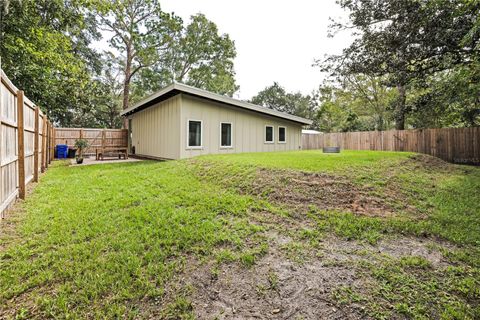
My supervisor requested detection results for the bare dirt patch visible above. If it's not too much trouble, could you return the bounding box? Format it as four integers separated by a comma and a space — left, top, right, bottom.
181, 231, 457, 320
249, 169, 401, 218
175, 158, 464, 318
321, 235, 457, 268
405, 154, 455, 172
191, 158, 425, 219
187, 252, 366, 319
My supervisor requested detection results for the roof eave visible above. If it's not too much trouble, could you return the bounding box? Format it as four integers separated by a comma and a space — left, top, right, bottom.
121, 82, 313, 125
120, 83, 176, 116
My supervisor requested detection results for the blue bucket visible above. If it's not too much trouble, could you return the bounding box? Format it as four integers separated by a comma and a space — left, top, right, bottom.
56, 144, 68, 159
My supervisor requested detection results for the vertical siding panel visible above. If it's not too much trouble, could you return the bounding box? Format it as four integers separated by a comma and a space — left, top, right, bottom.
129, 96, 180, 159
172, 95, 302, 158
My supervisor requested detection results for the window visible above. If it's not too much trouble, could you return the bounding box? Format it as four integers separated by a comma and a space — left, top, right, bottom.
278, 127, 286, 143
265, 125, 274, 143
188, 120, 202, 148
220, 122, 232, 148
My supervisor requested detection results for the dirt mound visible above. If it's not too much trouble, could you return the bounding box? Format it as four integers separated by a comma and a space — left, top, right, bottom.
191, 159, 416, 217
248, 169, 400, 217
406, 154, 454, 172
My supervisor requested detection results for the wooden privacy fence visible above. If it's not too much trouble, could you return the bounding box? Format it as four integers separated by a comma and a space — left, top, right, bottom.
302, 127, 480, 164
54, 128, 128, 155
1, 70, 54, 217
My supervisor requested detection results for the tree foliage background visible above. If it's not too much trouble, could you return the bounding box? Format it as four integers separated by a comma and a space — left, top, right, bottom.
0, 0, 478, 131
0, 0, 238, 128
316, 0, 480, 131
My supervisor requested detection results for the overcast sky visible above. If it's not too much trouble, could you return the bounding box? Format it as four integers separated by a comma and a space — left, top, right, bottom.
161, 0, 351, 99
95, 0, 353, 100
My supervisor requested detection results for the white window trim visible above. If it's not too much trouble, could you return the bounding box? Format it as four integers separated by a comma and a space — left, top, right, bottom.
265, 125, 274, 144
278, 126, 287, 144
186, 119, 203, 150
220, 122, 233, 149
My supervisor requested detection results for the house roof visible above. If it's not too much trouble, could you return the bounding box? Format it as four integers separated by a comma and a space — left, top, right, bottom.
120, 82, 313, 125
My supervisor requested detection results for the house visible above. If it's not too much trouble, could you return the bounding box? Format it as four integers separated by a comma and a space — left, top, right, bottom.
121, 82, 312, 160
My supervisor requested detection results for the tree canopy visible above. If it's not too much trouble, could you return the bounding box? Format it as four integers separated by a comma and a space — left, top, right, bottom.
0, 0, 102, 125
319, 0, 480, 129
97, 0, 177, 112
131, 13, 238, 100
1, 0, 479, 130
0, 0, 239, 127
250, 82, 317, 129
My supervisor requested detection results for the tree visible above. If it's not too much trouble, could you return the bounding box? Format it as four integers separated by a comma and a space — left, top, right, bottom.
341, 75, 396, 131
68, 53, 124, 128
133, 13, 238, 98
320, 0, 480, 129
0, 0, 102, 125
94, 55, 124, 128
98, 0, 178, 111
408, 61, 480, 128
314, 86, 350, 133
251, 82, 317, 128
171, 14, 238, 96
314, 75, 398, 132
315, 84, 370, 133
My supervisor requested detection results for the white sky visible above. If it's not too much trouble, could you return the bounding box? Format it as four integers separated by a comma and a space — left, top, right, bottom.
161, 0, 351, 99
95, 0, 353, 100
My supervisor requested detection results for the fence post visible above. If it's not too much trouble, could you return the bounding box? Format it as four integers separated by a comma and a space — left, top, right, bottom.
46, 121, 49, 165
41, 115, 47, 172
33, 107, 40, 182
50, 126, 55, 161
46, 121, 50, 166
17, 90, 26, 200
47, 122, 50, 163
102, 129, 106, 149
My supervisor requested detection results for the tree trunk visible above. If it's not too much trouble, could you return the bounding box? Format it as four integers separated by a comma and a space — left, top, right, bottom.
394, 84, 406, 130
122, 78, 130, 111
123, 51, 132, 110
109, 109, 115, 129
122, 49, 132, 129
377, 113, 384, 131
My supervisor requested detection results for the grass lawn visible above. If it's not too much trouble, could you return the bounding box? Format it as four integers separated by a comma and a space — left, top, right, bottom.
1, 150, 479, 319
199, 149, 412, 173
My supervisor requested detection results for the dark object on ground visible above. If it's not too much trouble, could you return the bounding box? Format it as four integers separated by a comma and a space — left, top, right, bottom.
68, 148, 77, 158
76, 158, 84, 164
323, 146, 340, 153
56, 144, 68, 159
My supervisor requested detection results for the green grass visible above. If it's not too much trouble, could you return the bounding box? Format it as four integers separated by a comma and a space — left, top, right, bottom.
1, 150, 479, 319
195, 151, 480, 248
199, 150, 412, 173
193, 150, 480, 318
0, 161, 267, 318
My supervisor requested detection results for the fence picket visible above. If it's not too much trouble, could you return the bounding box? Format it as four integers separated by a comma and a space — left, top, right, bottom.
17, 91, 25, 200
34, 107, 39, 182
302, 128, 480, 165
0, 70, 53, 216
53, 128, 128, 156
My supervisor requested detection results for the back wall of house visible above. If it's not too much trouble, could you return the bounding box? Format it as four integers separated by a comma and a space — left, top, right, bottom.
179, 94, 303, 159
130, 95, 181, 160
